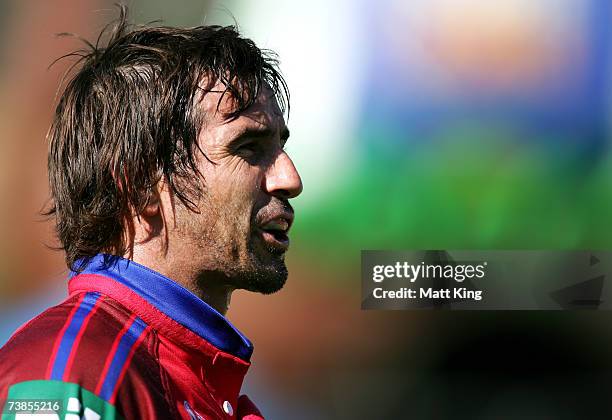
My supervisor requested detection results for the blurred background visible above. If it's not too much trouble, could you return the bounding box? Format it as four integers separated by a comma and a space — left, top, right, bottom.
1, 0, 612, 418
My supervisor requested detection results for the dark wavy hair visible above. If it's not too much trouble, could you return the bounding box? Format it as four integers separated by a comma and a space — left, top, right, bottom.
45, 6, 289, 271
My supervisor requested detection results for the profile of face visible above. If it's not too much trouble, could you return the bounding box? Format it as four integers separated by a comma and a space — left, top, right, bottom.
168, 83, 303, 296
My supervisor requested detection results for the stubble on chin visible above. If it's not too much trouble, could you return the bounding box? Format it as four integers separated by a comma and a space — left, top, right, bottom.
239, 243, 288, 294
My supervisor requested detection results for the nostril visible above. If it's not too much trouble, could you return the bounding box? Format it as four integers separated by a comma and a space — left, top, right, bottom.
275, 189, 292, 199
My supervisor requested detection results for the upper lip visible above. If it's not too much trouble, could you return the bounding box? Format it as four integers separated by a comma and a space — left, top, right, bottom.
259, 212, 294, 233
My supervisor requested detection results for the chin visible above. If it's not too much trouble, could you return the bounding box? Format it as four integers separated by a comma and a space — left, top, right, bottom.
239, 258, 288, 294
233, 236, 289, 293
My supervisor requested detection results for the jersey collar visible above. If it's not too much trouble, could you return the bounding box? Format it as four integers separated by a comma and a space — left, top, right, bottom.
68, 254, 254, 361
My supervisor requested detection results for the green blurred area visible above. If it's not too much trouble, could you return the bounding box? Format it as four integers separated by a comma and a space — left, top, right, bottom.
295, 127, 612, 272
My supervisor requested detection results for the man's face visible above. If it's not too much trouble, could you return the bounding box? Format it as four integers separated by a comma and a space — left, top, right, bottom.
170, 84, 302, 295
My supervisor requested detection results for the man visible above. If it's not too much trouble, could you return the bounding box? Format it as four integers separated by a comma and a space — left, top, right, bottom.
0, 7, 302, 420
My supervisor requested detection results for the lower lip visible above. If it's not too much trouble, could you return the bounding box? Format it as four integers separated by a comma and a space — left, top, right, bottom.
257, 228, 290, 252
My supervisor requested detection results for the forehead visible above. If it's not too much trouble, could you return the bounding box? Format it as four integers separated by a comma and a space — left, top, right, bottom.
197, 81, 285, 144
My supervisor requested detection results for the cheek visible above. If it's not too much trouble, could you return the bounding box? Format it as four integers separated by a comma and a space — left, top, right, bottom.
207, 161, 263, 212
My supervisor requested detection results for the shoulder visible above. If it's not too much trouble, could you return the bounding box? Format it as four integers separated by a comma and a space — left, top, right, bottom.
0, 292, 176, 418
0, 293, 85, 386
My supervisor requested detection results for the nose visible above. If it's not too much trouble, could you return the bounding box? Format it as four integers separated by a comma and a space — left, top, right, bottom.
263, 151, 303, 199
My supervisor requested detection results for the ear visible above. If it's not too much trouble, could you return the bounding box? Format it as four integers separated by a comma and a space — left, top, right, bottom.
141, 187, 161, 218
131, 184, 166, 247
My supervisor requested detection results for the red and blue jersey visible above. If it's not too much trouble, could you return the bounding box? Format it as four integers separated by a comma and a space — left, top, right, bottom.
0, 254, 265, 419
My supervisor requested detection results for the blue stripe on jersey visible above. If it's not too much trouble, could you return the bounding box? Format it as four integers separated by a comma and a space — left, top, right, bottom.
98, 316, 148, 401
50, 292, 100, 380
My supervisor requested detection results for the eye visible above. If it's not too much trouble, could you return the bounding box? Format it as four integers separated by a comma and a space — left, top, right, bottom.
236, 141, 258, 158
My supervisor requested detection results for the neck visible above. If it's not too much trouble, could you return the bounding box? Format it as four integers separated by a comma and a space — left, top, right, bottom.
128, 247, 233, 315
195, 273, 235, 315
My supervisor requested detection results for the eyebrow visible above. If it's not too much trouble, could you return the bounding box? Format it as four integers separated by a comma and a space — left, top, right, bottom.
232, 126, 290, 142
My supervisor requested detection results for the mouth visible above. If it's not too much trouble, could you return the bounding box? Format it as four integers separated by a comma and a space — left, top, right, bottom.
256, 214, 294, 252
